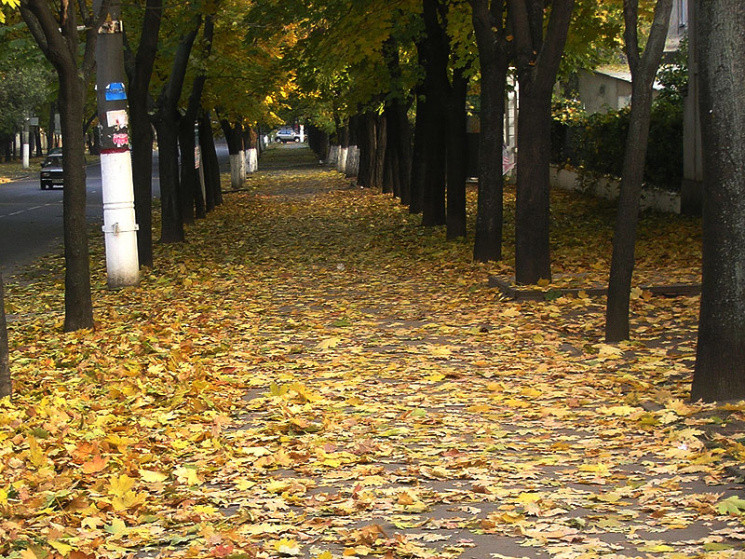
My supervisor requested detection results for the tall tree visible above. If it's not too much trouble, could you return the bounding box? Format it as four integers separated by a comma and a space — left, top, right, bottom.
151, 12, 201, 243
419, 0, 450, 227
179, 12, 215, 223
605, 0, 673, 342
126, 0, 163, 268
470, 0, 509, 260
20, 0, 100, 331
510, 0, 574, 284
690, 0, 745, 402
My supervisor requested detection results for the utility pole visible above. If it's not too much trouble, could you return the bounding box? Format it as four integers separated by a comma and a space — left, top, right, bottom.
95, 0, 139, 288
22, 116, 30, 169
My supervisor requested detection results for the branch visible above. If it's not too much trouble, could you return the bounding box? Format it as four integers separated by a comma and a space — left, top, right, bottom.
534, 0, 574, 90
623, 0, 640, 74
507, 0, 533, 74
20, 0, 72, 70
639, 0, 674, 78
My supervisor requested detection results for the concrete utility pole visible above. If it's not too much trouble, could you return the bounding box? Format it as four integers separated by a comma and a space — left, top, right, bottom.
94, 0, 139, 288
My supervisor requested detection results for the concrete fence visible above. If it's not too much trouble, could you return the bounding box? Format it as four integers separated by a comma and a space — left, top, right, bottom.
550, 165, 681, 214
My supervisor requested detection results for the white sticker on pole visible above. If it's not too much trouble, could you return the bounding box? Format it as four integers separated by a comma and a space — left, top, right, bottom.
107, 110, 128, 129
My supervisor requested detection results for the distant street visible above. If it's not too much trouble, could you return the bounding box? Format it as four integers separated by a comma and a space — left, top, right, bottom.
0, 141, 229, 278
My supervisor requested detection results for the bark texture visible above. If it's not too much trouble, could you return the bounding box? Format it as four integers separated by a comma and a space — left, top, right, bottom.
20, 0, 96, 331
420, 0, 449, 227
471, 0, 509, 261
691, 0, 745, 402
127, 0, 162, 268
510, 0, 574, 284
446, 67, 468, 240
151, 18, 201, 244
605, 0, 673, 342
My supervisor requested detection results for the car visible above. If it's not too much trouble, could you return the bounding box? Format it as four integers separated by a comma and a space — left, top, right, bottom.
275, 127, 301, 143
40, 152, 64, 190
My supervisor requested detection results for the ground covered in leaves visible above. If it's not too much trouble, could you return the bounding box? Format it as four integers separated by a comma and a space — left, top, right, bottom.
2, 145, 744, 558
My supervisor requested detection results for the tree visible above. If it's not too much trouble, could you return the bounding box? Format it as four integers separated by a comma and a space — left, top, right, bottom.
510, 0, 574, 284
179, 12, 215, 223
690, 0, 745, 402
605, 0, 673, 342
126, 0, 163, 268
469, 0, 509, 260
19, 0, 100, 331
418, 0, 449, 227
151, 9, 202, 243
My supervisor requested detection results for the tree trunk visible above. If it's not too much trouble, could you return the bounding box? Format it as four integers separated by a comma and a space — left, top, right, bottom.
60, 60, 94, 330
691, 0, 745, 402
511, 0, 575, 284
199, 110, 221, 212
151, 19, 201, 243
372, 113, 387, 189
446, 67, 468, 240
409, 92, 427, 213
0, 274, 11, 399
128, 0, 162, 268
178, 117, 198, 224
21, 0, 96, 331
357, 113, 375, 187
471, 0, 509, 261
420, 0, 449, 227
383, 104, 400, 196
220, 119, 244, 189
153, 115, 183, 242
605, 0, 673, 342
514, 89, 552, 283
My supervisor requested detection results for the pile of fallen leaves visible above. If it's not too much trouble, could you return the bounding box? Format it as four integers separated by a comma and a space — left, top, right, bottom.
2, 148, 744, 559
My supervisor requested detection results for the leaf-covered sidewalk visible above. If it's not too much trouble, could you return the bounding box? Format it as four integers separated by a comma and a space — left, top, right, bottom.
2, 145, 744, 558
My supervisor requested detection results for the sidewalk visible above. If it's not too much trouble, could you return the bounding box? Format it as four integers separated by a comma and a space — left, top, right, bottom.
1, 145, 743, 559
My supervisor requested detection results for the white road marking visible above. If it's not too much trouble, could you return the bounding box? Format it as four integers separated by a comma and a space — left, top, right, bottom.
0, 202, 60, 219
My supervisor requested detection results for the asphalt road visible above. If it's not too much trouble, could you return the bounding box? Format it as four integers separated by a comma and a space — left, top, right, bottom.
0, 141, 230, 279
0, 159, 110, 279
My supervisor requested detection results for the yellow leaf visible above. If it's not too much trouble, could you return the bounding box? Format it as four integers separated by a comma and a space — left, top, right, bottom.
273, 538, 301, 556
108, 474, 135, 497
429, 346, 452, 357
174, 466, 201, 485
597, 405, 638, 417
318, 337, 341, 349
27, 436, 49, 468
516, 492, 542, 504
49, 540, 73, 556
579, 463, 610, 475
139, 469, 168, 483
314, 552, 334, 559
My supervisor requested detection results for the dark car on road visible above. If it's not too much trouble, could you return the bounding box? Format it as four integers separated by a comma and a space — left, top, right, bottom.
40, 152, 63, 190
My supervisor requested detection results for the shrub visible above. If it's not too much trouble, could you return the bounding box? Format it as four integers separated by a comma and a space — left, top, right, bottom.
551, 97, 683, 192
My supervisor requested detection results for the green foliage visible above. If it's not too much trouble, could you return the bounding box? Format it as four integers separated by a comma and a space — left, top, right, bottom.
655, 36, 688, 106
0, 22, 53, 136
551, 80, 684, 192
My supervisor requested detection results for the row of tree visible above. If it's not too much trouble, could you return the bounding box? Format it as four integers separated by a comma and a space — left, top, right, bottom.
248, 0, 745, 402
1, 0, 744, 403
